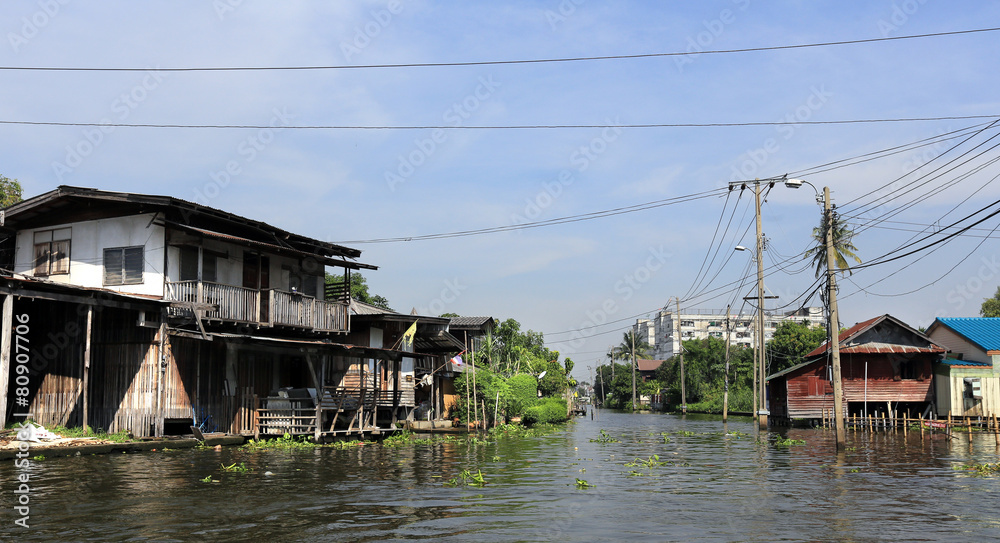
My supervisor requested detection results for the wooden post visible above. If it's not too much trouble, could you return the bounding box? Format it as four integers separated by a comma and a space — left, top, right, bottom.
0, 294, 14, 429
994, 414, 999, 447
493, 391, 500, 428
968, 418, 974, 444
82, 305, 93, 432
903, 413, 908, 437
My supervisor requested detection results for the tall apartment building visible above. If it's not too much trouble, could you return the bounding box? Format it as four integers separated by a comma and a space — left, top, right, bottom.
634, 306, 826, 361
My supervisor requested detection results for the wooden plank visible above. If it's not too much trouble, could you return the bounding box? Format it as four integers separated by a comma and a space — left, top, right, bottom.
0, 294, 13, 427
82, 305, 93, 432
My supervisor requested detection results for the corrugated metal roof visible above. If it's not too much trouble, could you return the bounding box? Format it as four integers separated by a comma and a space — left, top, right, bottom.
637, 359, 664, 372
940, 357, 992, 367
350, 299, 398, 316
838, 342, 945, 355
449, 316, 495, 327
932, 317, 1000, 351
805, 314, 943, 357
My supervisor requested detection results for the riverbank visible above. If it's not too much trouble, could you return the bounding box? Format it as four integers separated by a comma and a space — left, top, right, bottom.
0, 434, 245, 461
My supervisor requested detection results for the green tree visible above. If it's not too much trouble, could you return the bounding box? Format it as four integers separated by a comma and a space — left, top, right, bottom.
981, 286, 1000, 318
1, 175, 23, 207
538, 360, 567, 397
768, 320, 827, 373
611, 330, 651, 364
325, 272, 391, 310
803, 210, 861, 277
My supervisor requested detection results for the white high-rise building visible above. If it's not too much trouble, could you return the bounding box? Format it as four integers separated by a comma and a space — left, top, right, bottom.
634, 307, 826, 360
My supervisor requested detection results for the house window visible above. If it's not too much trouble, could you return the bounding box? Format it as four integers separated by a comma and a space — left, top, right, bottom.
899, 361, 919, 380
179, 246, 217, 283
33, 228, 71, 276
104, 246, 144, 285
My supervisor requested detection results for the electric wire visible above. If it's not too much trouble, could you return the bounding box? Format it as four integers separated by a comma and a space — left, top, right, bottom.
3, 27, 997, 73
2, 115, 999, 131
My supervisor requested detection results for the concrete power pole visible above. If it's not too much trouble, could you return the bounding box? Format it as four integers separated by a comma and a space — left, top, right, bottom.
631, 331, 637, 412
824, 186, 847, 448
723, 304, 732, 423
755, 183, 768, 429
677, 297, 686, 414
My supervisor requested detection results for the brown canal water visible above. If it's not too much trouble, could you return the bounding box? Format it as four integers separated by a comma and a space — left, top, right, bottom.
2, 411, 1000, 542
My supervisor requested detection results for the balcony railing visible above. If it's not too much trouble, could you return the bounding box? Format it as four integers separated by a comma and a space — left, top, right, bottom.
166, 280, 348, 332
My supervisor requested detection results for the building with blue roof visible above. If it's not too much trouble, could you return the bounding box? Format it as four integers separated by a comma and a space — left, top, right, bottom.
927, 317, 1000, 418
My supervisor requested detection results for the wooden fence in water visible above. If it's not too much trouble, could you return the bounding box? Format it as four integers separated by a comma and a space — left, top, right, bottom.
819, 408, 1000, 445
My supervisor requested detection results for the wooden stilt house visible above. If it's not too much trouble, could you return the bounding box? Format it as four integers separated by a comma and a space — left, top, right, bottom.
766, 314, 945, 423
0, 185, 416, 438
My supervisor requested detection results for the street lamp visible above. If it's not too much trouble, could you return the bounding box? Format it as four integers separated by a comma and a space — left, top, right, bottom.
728, 174, 810, 429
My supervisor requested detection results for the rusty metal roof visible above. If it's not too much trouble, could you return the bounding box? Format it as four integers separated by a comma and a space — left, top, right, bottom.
637, 359, 665, 372
805, 314, 943, 358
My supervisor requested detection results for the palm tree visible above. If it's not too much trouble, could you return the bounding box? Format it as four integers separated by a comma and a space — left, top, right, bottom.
616, 330, 651, 362
803, 210, 861, 278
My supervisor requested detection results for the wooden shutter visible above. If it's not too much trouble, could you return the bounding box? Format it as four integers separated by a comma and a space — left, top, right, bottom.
104, 248, 124, 285
123, 246, 144, 284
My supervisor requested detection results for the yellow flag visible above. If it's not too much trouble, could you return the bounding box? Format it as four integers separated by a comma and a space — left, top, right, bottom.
401, 320, 417, 351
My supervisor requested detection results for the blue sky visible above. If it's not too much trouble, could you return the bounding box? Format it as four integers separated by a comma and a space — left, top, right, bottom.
3, 1, 1000, 381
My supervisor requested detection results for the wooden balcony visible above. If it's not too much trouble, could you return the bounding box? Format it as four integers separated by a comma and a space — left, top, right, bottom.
166, 280, 348, 333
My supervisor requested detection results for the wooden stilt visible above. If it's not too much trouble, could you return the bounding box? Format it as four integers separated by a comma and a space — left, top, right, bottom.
0, 294, 14, 429
82, 305, 93, 433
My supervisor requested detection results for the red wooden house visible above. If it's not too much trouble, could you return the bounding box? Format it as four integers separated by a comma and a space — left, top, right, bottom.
766, 314, 945, 423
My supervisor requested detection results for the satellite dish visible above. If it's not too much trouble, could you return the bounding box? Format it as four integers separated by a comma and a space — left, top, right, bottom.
538, 371, 547, 379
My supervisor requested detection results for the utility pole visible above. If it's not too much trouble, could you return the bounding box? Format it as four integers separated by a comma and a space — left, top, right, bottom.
677, 297, 686, 414
723, 304, 732, 423
631, 331, 637, 412
824, 186, 847, 448
755, 182, 768, 429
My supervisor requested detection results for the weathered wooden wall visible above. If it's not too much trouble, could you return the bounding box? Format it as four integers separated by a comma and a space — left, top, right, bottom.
88, 306, 159, 436
777, 353, 936, 420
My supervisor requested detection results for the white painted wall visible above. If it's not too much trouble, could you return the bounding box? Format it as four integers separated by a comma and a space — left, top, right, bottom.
928, 326, 990, 364
14, 213, 166, 297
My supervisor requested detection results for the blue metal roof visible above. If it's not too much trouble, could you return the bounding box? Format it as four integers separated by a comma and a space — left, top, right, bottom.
934, 317, 1000, 351
940, 357, 992, 367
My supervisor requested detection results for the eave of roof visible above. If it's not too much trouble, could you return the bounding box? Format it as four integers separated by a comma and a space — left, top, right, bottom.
940, 357, 992, 367
167, 221, 376, 271
3, 185, 368, 262
805, 314, 943, 357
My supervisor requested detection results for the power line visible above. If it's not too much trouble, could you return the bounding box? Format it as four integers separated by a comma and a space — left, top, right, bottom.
2, 115, 997, 131
3, 27, 997, 72
334, 188, 727, 243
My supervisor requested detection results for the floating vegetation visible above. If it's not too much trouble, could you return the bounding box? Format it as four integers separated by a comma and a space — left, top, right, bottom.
575, 478, 595, 489
492, 455, 502, 462
221, 462, 252, 474
956, 462, 1000, 475
328, 439, 372, 450
242, 433, 317, 451
445, 469, 489, 487
590, 429, 621, 443
773, 437, 806, 447
669, 430, 697, 437
382, 431, 414, 447
624, 455, 669, 468
200, 475, 215, 483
